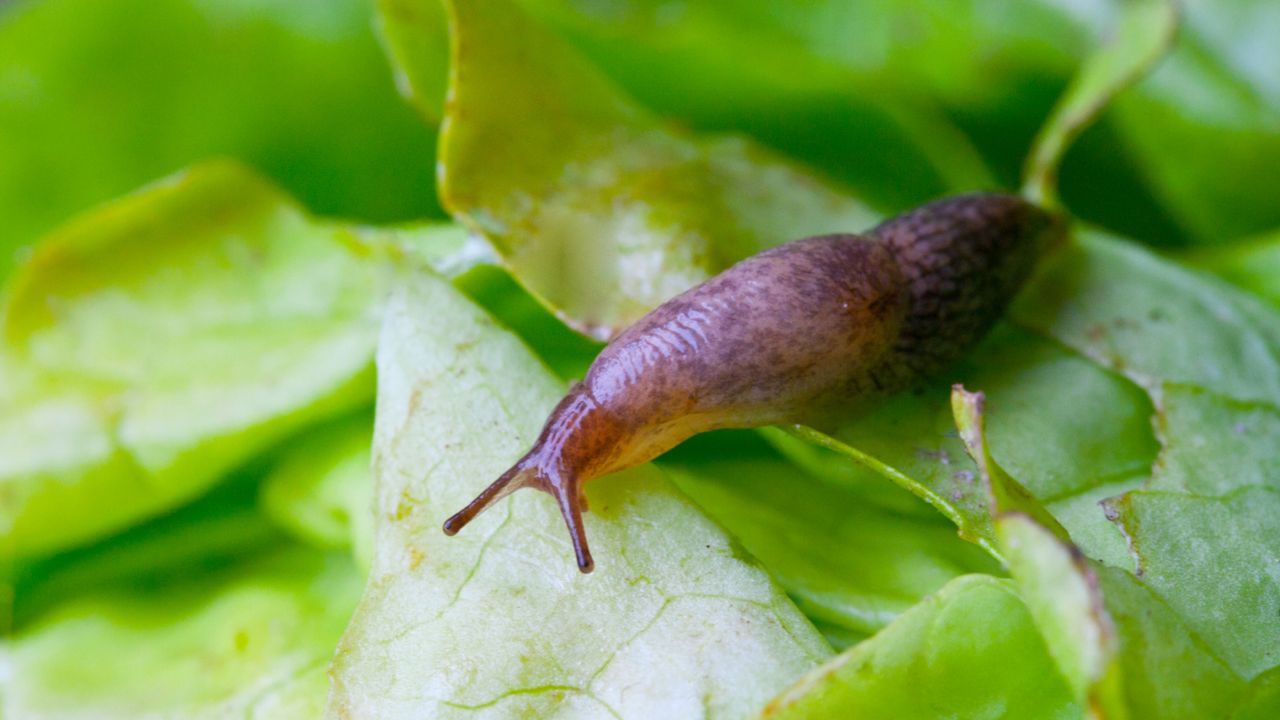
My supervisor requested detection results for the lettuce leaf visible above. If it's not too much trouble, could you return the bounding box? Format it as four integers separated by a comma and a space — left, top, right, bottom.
393, 0, 879, 339
0, 162, 392, 557
760, 575, 1079, 719
260, 412, 376, 570
328, 268, 830, 718
0, 0, 440, 277
776, 321, 1158, 566
661, 444, 999, 643
1107, 0, 1280, 243
4, 546, 364, 719
954, 387, 1245, 718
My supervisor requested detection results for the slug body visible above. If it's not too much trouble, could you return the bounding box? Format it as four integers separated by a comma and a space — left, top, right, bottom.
444, 193, 1064, 571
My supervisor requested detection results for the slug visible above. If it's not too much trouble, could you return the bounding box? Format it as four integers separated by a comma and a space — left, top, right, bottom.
444, 193, 1065, 572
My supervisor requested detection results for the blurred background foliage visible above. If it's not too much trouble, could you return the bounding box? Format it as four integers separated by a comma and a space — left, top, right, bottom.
2, 0, 1278, 285
2, 0, 1279, 715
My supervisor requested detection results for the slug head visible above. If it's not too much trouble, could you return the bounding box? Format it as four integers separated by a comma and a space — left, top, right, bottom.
443, 461, 595, 572
443, 389, 606, 573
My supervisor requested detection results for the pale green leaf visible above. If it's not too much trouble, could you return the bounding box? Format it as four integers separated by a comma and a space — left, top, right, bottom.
260, 412, 375, 570
327, 269, 829, 719
661, 446, 998, 641
1108, 486, 1280, 680
0, 161, 392, 557
996, 514, 1123, 716
4, 547, 364, 719
421, 0, 878, 339
760, 575, 1080, 720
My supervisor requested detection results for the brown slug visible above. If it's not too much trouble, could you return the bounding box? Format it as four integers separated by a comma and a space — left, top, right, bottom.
443, 193, 1065, 572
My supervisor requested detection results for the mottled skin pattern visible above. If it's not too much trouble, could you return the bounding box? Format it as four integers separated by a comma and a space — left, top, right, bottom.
444, 193, 1064, 571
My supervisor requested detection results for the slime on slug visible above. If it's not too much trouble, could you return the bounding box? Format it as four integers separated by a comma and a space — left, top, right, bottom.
443, 193, 1066, 572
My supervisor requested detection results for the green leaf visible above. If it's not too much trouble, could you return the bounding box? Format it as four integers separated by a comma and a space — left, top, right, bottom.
260, 412, 375, 569
951, 385, 1070, 541
1191, 229, 1280, 307
760, 575, 1080, 720
777, 322, 1156, 565
996, 514, 1124, 716
1008, 232, 1280, 680
785, 227, 1280, 702
376, 0, 450, 122
960, 304, 1274, 713
0, 161, 392, 558
950, 373, 1245, 718
410, 0, 879, 339
12, 464, 282, 630
1233, 667, 1280, 720
997, 513, 1245, 720
1011, 230, 1280, 406
0, 0, 440, 277
328, 269, 830, 718
1023, 0, 1177, 208
1145, 384, 1280, 496
1107, 1, 1280, 243
3, 546, 364, 719
376, 0, 1001, 207
1109, 488, 1278, 679
660, 442, 999, 641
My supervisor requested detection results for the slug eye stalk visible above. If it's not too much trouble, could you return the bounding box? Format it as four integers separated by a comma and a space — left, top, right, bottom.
443, 464, 594, 573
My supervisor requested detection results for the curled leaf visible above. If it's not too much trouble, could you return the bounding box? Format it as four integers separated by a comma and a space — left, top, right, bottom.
424, 0, 877, 339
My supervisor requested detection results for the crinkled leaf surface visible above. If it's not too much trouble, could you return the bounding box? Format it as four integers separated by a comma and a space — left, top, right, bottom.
1012, 231, 1280, 406
0, 161, 392, 557
422, 0, 878, 339
0, 0, 439, 277
1110, 485, 1278, 679
3, 546, 364, 719
760, 575, 1079, 720
789, 229, 1280, 708
1011, 234, 1280, 679
327, 270, 829, 719
998, 513, 1244, 720
660, 444, 998, 643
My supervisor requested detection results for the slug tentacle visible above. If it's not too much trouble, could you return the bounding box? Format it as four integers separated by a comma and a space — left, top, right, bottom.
443, 192, 1065, 573
444, 384, 610, 571
441, 464, 532, 537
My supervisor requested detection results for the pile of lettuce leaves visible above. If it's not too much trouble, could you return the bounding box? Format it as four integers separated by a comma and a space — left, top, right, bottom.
3, 0, 1280, 717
